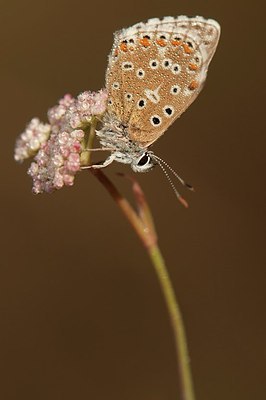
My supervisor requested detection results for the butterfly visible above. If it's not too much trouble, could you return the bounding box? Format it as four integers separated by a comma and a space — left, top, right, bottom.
91, 16, 220, 202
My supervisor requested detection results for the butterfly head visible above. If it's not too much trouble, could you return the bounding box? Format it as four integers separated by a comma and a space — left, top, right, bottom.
131, 151, 156, 172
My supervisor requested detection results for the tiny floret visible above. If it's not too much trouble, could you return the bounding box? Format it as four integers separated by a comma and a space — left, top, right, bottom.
28, 129, 85, 194
66, 89, 108, 129
48, 94, 75, 133
14, 118, 51, 162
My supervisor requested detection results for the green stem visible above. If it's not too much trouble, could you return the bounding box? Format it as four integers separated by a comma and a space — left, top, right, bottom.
80, 118, 97, 166
91, 169, 195, 400
87, 119, 97, 155
148, 245, 195, 400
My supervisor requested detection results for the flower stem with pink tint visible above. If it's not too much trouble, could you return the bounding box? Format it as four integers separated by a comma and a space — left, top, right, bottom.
91, 167, 195, 400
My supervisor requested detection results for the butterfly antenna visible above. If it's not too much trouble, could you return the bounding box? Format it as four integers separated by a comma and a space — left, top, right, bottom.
153, 155, 194, 191
155, 158, 189, 208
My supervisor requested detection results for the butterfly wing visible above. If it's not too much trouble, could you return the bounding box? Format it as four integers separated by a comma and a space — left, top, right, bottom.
106, 16, 220, 147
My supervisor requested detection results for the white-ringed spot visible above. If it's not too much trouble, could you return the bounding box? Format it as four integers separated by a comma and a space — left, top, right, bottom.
170, 85, 181, 95
128, 38, 136, 49
149, 59, 159, 69
137, 99, 146, 109
185, 40, 195, 49
172, 34, 183, 41
194, 53, 202, 64
162, 58, 172, 69
150, 115, 162, 127
112, 82, 120, 89
125, 93, 133, 101
122, 61, 134, 71
136, 68, 145, 78
171, 63, 181, 75
163, 105, 174, 118
156, 32, 170, 40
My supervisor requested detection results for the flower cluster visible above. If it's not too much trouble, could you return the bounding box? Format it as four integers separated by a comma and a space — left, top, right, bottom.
28, 130, 84, 194
66, 90, 108, 130
47, 94, 75, 134
47, 90, 108, 133
14, 118, 51, 162
14, 89, 108, 194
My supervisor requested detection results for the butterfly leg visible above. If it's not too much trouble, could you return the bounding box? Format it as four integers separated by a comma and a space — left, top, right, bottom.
81, 154, 116, 170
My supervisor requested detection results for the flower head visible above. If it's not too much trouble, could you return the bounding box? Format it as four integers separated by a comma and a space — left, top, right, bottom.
14, 118, 51, 162
65, 89, 108, 129
28, 129, 84, 194
47, 94, 75, 134
15, 89, 108, 194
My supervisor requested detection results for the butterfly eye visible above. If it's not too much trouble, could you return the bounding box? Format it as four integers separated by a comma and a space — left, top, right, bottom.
131, 152, 154, 173
137, 153, 150, 166
131, 152, 155, 173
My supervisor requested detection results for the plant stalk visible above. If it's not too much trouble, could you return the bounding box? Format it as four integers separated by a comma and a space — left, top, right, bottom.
91, 168, 195, 400
148, 244, 195, 400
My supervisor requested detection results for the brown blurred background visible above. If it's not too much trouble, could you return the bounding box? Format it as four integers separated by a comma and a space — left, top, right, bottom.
1, 1, 265, 399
